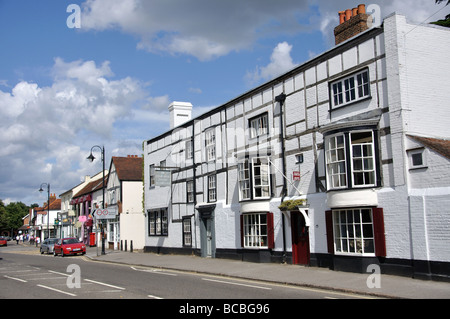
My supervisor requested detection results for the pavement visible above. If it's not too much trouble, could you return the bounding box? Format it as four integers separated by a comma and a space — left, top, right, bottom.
85, 246, 450, 299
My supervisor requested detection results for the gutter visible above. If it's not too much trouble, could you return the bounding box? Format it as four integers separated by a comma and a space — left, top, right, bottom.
275, 93, 287, 263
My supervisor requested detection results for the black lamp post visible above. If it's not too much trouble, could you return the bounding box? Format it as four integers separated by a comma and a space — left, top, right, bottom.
38, 183, 50, 240
87, 145, 106, 255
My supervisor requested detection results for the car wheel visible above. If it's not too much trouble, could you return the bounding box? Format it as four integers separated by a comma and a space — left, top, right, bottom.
40, 248, 44, 254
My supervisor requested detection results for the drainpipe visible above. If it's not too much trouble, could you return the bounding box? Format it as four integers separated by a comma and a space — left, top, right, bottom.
275, 93, 287, 263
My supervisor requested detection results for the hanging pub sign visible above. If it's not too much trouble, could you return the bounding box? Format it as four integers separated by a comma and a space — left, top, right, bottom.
155, 170, 172, 187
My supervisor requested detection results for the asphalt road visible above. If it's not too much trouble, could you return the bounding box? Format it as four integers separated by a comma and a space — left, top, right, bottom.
0, 243, 377, 303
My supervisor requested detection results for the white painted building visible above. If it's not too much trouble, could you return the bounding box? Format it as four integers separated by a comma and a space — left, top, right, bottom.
143, 8, 450, 280
105, 156, 144, 251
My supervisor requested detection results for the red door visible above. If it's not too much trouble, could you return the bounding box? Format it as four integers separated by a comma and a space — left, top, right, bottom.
291, 212, 310, 265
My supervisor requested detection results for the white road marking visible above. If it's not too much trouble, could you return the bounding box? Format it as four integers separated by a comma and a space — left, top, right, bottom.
201, 278, 272, 290
4, 275, 28, 283
131, 266, 178, 276
148, 294, 164, 299
37, 284, 77, 297
84, 279, 125, 290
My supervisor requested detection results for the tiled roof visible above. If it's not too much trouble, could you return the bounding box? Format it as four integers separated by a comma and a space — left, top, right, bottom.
73, 175, 108, 198
408, 135, 450, 160
36, 198, 61, 214
112, 156, 143, 181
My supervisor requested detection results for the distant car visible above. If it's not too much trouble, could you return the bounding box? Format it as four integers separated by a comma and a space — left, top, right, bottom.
53, 238, 86, 257
0, 236, 7, 247
40, 238, 58, 254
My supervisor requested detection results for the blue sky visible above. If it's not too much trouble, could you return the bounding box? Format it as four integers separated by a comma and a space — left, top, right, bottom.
0, 0, 448, 206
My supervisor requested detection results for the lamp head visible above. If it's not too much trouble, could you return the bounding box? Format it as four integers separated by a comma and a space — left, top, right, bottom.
87, 153, 96, 162
39, 187, 44, 193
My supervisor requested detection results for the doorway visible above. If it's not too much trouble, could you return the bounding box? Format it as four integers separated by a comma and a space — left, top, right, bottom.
291, 211, 310, 265
197, 204, 216, 258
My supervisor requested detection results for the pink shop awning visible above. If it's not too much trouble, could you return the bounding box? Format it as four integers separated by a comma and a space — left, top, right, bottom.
70, 195, 92, 205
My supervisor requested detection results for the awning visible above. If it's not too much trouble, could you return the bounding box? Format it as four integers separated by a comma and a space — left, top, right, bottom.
70, 195, 92, 205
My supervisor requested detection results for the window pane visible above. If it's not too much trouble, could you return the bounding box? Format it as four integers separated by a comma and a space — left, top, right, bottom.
412, 153, 423, 166
333, 209, 375, 255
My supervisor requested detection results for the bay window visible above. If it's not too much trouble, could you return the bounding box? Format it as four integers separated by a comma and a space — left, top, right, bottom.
325, 129, 379, 190
237, 157, 271, 201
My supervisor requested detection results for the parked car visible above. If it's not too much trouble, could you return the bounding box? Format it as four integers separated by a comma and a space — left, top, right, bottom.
0, 236, 7, 247
53, 238, 86, 257
40, 238, 58, 254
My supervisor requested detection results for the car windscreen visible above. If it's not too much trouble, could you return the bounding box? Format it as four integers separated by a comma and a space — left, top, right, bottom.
63, 238, 80, 244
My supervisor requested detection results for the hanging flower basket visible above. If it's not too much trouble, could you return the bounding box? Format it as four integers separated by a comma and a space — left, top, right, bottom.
278, 199, 307, 211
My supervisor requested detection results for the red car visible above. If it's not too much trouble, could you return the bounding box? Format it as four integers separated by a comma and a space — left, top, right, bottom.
53, 238, 86, 257
0, 236, 7, 247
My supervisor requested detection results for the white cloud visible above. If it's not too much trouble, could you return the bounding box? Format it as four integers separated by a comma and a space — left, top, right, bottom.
79, 0, 447, 61
80, 0, 311, 61
246, 42, 298, 85
0, 58, 169, 205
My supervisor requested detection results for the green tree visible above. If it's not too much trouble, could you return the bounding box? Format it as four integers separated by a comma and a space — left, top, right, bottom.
0, 200, 7, 233
0, 201, 30, 233
432, 0, 450, 27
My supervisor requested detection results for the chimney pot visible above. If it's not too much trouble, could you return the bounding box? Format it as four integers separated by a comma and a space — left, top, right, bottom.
345, 9, 352, 21
352, 8, 358, 17
358, 4, 366, 14
339, 11, 346, 24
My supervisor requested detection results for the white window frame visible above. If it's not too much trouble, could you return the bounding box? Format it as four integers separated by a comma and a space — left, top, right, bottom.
205, 129, 216, 162
350, 131, 376, 188
325, 130, 378, 190
149, 164, 155, 188
183, 217, 192, 247
408, 148, 427, 170
325, 134, 347, 189
333, 208, 375, 256
185, 140, 193, 160
238, 159, 251, 201
243, 213, 268, 249
249, 113, 269, 139
186, 180, 194, 203
252, 157, 271, 199
208, 175, 216, 203
330, 69, 370, 109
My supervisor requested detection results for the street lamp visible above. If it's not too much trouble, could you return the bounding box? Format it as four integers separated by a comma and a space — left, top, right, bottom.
87, 145, 106, 255
38, 183, 50, 240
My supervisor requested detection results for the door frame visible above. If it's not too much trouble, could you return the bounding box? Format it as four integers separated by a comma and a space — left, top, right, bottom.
291, 210, 310, 265
196, 204, 216, 258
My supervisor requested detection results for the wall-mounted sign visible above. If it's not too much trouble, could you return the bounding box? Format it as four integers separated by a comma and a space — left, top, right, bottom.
93, 206, 118, 220
293, 171, 301, 181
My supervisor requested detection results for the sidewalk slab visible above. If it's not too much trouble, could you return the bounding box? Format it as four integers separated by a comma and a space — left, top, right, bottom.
86, 248, 450, 299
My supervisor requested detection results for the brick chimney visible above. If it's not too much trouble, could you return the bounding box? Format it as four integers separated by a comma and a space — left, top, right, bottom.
334, 4, 370, 45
